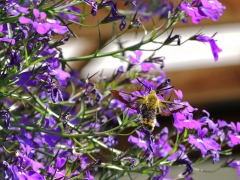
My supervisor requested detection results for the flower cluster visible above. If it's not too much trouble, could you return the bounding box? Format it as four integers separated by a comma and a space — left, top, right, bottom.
1, 0, 239, 180
180, 0, 226, 24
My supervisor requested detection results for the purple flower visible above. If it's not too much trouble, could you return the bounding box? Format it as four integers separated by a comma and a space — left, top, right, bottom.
218, 119, 229, 128
154, 127, 172, 158
206, 149, 219, 164
99, 0, 118, 16
174, 90, 198, 115
46, 19, 69, 34
49, 68, 70, 88
47, 165, 67, 179
59, 5, 81, 22
168, 144, 193, 176
83, 171, 95, 180
228, 122, 240, 147
180, 0, 225, 24
174, 89, 183, 101
108, 97, 137, 120
144, 152, 154, 166
228, 160, 240, 178
131, 78, 155, 93
177, 158, 193, 176
188, 128, 221, 159
151, 166, 171, 180
9, 164, 45, 180
84, 0, 98, 16
135, 0, 173, 20
129, 127, 155, 165
131, 17, 142, 29
98, 0, 127, 30
173, 112, 202, 133
36, 74, 63, 103
124, 0, 137, 6
19, 9, 50, 34
111, 65, 125, 80
19, 9, 68, 35
56, 157, 66, 170
128, 127, 154, 152
103, 135, 118, 147
7, 50, 21, 70
2, 161, 14, 179
128, 130, 149, 151
0, 37, 15, 44
190, 33, 222, 61
15, 71, 38, 93
129, 51, 156, 72
80, 155, 91, 170
180, 1, 204, 24
199, 0, 226, 21
185, 176, 194, 180
16, 150, 44, 171
91, 88, 103, 104
197, 34, 222, 61
198, 110, 218, 133
0, 110, 11, 129
8, 3, 29, 15
101, 15, 126, 31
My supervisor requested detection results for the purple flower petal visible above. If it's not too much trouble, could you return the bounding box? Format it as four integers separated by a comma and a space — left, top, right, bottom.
195, 34, 222, 61
141, 63, 156, 72
39, 12, 47, 21
34, 22, 51, 34
128, 135, 148, 151
56, 157, 66, 169
0, 37, 15, 44
19, 16, 33, 24
174, 89, 183, 100
50, 23, 68, 34
49, 68, 70, 88
33, 8, 40, 20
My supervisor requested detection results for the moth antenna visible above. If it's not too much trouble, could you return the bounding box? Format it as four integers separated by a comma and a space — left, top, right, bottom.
88, 71, 99, 80
136, 78, 151, 92
167, 94, 172, 101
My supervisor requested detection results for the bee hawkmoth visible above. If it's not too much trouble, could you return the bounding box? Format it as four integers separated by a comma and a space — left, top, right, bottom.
110, 78, 186, 132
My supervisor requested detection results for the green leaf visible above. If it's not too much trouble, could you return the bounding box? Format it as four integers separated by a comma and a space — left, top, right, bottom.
32, 54, 56, 65
0, 15, 21, 24
7, 23, 13, 38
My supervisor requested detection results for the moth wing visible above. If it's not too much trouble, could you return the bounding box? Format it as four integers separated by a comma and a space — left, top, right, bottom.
158, 101, 172, 116
156, 78, 171, 90
158, 100, 187, 116
110, 90, 144, 110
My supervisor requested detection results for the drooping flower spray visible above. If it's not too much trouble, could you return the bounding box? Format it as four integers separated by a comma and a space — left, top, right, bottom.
1, 0, 239, 180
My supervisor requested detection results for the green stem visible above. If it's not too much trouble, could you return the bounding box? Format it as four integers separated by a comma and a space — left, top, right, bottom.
73, 137, 96, 160
60, 16, 177, 62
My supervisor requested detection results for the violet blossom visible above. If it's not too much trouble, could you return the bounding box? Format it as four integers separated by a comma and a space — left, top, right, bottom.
188, 128, 221, 163
19, 9, 68, 35
180, 0, 225, 24
129, 51, 157, 72
228, 160, 240, 178
228, 122, 240, 147
190, 33, 222, 61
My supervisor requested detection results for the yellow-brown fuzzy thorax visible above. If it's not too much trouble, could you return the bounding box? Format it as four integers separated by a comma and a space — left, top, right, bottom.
143, 90, 159, 110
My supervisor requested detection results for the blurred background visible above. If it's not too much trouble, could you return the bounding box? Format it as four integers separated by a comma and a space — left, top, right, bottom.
60, 0, 240, 179
62, 0, 240, 122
